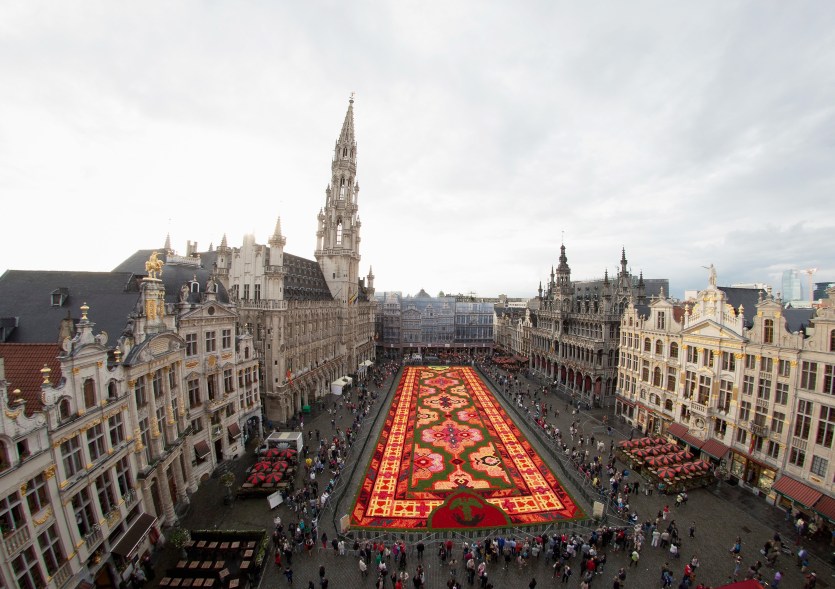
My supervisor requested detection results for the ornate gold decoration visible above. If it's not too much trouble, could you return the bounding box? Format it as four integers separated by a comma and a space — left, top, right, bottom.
97, 361, 103, 368
146, 298, 158, 321
185, 361, 198, 369
80, 303, 89, 321
145, 251, 164, 279
4, 407, 21, 419
128, 380, 136, 388
43, 464, 57, 480
790, 360, 798, 367
19, 482, 28, 495
41, 365, 51, 385
774, 311, 782, 318
33, 506, 53, 526
60, 480, 69, 489
72, 367, 80, 375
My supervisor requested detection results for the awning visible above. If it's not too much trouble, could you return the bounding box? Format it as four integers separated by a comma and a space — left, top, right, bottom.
331, 376, 352, 396
813, 494, 835, 522
701, 438, 730, 460
666, 423, 688, 438
195, 440, 211, 459
111, 513, 157, 558
227, 423, 242, 439
680, 432, 705, 449
772, 475, 823, 509
360, 360, 374, 368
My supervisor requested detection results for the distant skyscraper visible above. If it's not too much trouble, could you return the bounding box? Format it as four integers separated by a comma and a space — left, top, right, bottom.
782, 269, 803, 305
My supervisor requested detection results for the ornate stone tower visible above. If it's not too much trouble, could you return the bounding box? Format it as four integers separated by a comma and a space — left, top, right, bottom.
315, 96, 362, 304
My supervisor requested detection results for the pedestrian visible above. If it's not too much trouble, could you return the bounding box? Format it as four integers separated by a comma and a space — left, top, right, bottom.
689, 522, 696, 538
359, 558, 368, 577
275, 548, 282, 567
773, 570, 782, 588
630, 550, 640, 567
318, 565, 325, 584
321, 532, 328, 550
561, 565, 572, 583
284, 566, 294, 585
528, 577, 537, 589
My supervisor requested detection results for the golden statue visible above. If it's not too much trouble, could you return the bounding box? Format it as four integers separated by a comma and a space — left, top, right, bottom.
145, 251, 164, 279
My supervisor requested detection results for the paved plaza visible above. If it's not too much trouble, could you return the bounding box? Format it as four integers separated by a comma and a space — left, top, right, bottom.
150, 365, 833, 588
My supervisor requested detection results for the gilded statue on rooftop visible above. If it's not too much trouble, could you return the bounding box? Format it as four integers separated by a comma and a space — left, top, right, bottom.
145, 251, 164, 279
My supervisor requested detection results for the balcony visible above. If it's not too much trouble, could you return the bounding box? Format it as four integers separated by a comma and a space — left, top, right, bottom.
691, 402, 707, 415
85, 525, 103, 549
211, 424, 223, 439
2, 524, 30, 555
749, 422, 770, 437
52, 559, 73, 588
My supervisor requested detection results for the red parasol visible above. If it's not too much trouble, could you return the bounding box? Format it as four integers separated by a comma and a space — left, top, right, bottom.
272, 461, 290, 472
247, 472, 266, 485
251, 461, 273, 472
656, 466, 677, 479
279, 448, 297, 458
264, 447, 281, 459
263, 472, 284, 484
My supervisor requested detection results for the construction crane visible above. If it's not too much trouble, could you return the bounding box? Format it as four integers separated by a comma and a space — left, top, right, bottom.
802, 268, 818, 305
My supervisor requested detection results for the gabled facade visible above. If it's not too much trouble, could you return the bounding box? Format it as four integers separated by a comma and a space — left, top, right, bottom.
529, 244, 667, 407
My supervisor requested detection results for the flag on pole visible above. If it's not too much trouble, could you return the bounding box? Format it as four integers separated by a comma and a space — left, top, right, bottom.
286, 369, 293, 387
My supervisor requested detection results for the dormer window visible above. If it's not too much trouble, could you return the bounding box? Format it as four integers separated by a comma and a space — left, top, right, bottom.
50, 288, 68, 307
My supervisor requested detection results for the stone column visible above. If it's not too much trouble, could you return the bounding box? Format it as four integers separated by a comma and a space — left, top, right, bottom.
159, 467, 177, 525
172, 455, 189, 505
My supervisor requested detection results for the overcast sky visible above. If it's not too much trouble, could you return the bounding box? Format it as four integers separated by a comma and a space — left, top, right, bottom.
2, 2, 834, 299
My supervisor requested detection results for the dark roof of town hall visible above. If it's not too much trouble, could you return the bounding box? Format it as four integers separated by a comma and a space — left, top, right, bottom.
283, 253, 333, 301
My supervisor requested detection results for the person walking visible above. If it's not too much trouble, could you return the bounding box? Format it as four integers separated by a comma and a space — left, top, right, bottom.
561, 565, 572, 584
284, 566, 294, 585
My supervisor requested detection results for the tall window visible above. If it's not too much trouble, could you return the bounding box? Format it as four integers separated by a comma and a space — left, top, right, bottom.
771, 411, 785, 434
87, 423, 106, 461
738, 401, 751, 422
152, 370, 163, 398
745, 354, 757, 370
669, 342, 678, 359
666, 367, 676, 392
71, 488, 95, 536
134, 378, 147, 408
186, 333, 198, 356
655, 340, 663, 355
222, 328, 232, 349
109, 412, 125, 447
38, 524, 65, 576
684, 371, 696, 399
254, 284, 261, 301
61, 436, 84, 477
243, 284, 250, 300
83, 378, 96, 409
139, 417, 152, 463
811, 455, 829, 477
761, 357, 774, 373
775, 382, 789, 405
188, 378, 201, 407
12, 546, 45, 589
205, 331, 217, 353
794, 400, 814, 440
657, 311, 665, 330
801, 361, 818, 390
336, 221, 343, 245
156, 405, 168, 445
831, 329, 835, 352
764, 319, 774, 344
778, 359, 791, 377
816, 405, 835, 448
742, 375, 755, 396
757, 375, 772, 401
644, 338, 651, 352
789, 445, 806, 467
698, 375, 711, 404
653, 367, 662, 387
687, 347, 698, 364
26, 473, 48, 514
0, 490, 25, 530
824, 365, 835, 396
718, 380, 733, 412
115, 456, 132, 495
224, 369, 234, 394
339, 177, 346, 199
722, 352, 736, 372
96, 471, 117, 515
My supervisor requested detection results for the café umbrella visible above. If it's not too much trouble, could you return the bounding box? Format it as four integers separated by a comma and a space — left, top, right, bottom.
251, 461, 273, 472
247, 472, 266, 485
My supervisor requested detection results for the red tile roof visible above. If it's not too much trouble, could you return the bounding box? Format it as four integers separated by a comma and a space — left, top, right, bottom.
680, 432, 705, 449
772, 475, 823, 509
0, 343, 62, 415
666, 423, 688, 438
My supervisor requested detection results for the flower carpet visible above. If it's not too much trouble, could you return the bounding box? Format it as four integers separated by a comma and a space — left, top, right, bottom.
350, 366, 584, 530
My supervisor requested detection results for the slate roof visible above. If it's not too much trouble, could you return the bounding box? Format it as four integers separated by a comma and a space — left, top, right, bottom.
783, 308, 815, 334
0, 343, 62, 415
718, 287, 767, 329
283, 253, 333, 301
113, 250, 229, 305
0, 270, 139, 344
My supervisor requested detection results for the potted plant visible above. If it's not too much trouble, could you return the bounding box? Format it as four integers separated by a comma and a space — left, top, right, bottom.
220, 472, 236, 505
167, 527, 191, 560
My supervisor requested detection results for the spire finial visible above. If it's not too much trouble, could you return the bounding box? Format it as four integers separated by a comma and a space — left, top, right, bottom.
350, 91, 355, 104
80, 302, 89, 321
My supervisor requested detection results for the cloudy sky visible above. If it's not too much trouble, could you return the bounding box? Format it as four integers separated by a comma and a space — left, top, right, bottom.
2, 2, 834, 299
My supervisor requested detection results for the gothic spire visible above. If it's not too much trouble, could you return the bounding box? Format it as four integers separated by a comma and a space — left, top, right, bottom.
620, 247, 628, 274
338, 93, 356, 147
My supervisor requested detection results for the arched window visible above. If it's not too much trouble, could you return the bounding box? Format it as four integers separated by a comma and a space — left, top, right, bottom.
653, 367, 662, 387
764, 319, 774, 344
83, 378, 96, 409
108, 381, 118, 399
336, 221, 343, 245
670, 342, 679, 359
339, 177, 346, 200
831, 329, 835, 352
342, 147, 347, 157
665, 399, 674, 411
59, 399, 72, 422
644, 338, 651, 352
655, 340, 663, 355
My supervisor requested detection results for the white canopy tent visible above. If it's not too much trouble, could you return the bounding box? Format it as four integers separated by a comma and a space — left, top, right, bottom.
331, 376, 353, 396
